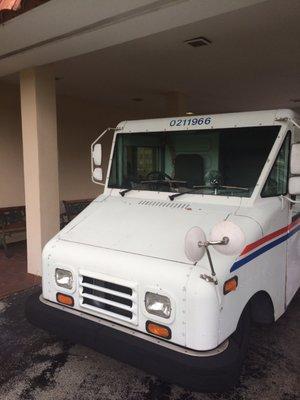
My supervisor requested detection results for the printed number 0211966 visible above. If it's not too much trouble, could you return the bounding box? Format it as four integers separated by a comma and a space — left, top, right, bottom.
169, 117, 211, 127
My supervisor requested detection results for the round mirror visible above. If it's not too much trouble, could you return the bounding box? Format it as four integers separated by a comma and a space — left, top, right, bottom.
185, 226, 206, 263
210, 221, 245, 255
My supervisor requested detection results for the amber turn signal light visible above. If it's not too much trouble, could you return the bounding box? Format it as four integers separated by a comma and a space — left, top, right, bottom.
223, 276, 238, 295
56, 293, 74, 307
146, 321, 171, 339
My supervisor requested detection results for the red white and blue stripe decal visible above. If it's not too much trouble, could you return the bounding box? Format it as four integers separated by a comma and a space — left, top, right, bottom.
230, 215, 300, 273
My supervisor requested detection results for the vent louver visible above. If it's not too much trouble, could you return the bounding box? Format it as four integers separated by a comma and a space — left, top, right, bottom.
79, 274, 137, 324
138, 200, 191, 209
185, 36, 211, 48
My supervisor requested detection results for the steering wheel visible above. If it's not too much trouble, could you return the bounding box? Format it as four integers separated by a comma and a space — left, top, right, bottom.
146, 171, 173, 181
205, 170, 223, 188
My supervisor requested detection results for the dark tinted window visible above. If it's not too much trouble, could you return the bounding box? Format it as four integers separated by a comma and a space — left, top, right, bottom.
109, 126, 280, 197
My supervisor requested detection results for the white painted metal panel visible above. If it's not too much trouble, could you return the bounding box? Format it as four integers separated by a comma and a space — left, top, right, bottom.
42, 239, 192, 347
118, 109, 294, 133
59, 196, 237, 264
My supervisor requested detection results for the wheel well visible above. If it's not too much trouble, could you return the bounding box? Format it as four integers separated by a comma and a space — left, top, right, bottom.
249, 291, 275, 324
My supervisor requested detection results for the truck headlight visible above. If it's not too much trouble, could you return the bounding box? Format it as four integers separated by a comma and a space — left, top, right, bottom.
55, 268, 73, 289
145, 292, 171, 319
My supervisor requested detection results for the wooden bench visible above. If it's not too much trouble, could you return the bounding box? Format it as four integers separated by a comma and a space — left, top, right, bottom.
0, 200, 93, 256
0, 206, 26, 257
62, 199, 93, 227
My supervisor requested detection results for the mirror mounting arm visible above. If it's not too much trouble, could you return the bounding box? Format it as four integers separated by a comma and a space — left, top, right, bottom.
281, 195, 300, 205
197, 237, 230, 285
275, 117, 300, 129
291, 119, 300, 129
91, 127, 122, 149
198, 237, 229, 247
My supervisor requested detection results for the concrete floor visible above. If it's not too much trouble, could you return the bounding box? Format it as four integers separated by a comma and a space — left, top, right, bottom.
0, 288, 299, 400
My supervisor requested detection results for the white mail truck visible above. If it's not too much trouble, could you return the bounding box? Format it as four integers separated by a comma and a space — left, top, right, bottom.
27, 109, 300, 391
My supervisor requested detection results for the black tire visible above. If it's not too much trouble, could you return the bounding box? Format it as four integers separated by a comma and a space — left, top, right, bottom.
232, 304, 251, 354
225, 305, 251, 388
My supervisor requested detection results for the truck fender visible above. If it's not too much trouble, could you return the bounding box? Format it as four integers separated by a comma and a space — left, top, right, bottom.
249, 290, 275, 324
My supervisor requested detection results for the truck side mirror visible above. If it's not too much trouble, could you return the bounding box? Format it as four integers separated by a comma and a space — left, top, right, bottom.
92, 144, 102, 166
93, 167, 103, 181
289, 177, 300, 195
92, 143, 104, 184
289, 143, 300, 195
91, 127, 116, 186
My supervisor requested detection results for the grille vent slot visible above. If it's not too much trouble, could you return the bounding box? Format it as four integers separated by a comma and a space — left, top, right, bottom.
79, 274, 137, 324
138, 200, 190, 209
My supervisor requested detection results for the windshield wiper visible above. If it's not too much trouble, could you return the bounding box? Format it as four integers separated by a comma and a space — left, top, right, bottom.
169, 189, 200, 201
119, 188, 132, 197
169, 185, 217, 200
169, 185, 249, 201
120, 180, 173, 197
119, 181, 157, 197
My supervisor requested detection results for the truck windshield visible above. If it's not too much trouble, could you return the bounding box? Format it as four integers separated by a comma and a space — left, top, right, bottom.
108, 126, 280, 197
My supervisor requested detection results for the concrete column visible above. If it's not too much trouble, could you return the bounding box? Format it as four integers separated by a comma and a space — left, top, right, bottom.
165, 91, 188, 116
20, 66, 59, 276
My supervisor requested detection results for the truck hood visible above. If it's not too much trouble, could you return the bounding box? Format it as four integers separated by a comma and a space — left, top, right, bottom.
59, 195, 240, 264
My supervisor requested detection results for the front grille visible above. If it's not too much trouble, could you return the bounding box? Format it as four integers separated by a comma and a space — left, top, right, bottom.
79, 273, 137, 324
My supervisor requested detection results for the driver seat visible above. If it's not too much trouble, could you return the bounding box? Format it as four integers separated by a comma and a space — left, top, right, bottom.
174, 154, 204, 186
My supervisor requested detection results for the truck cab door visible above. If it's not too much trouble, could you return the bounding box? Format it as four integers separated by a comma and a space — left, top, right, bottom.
261, 133, 291, 307
286, 140, 300, 305
286, 200, 300, 305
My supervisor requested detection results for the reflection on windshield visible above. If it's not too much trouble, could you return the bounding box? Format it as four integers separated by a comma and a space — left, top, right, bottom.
108, 126, 280, 198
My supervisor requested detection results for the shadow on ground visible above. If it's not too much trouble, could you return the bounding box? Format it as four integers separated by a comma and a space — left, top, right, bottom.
0, 288, 299, 400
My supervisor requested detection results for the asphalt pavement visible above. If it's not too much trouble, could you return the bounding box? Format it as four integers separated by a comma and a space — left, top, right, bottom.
0, 288, 299, 400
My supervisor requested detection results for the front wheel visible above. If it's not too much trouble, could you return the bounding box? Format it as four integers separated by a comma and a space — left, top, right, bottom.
231, 305, 251, 353
220, 306, 251, 390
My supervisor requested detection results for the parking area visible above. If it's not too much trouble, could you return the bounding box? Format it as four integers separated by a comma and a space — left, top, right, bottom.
0, 242, 40, 300
0, 287, 299, 400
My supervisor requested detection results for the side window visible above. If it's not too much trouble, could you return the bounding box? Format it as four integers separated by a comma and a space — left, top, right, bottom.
261, 133, 290, 197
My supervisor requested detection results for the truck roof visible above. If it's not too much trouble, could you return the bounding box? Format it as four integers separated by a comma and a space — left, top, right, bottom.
117, 109, 297, 133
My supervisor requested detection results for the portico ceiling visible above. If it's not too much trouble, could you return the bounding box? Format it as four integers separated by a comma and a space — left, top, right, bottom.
1, 0, 300, 115
0, 0, 266, 76
53, 0, 300, 115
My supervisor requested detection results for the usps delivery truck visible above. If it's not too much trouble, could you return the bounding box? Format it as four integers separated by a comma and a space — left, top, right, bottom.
27, 109, 300, 391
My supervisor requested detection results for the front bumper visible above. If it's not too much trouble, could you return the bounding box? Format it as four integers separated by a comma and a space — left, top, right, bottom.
26, 291, 241, 392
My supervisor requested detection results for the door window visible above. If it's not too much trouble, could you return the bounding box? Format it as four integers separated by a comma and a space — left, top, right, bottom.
261, 133, 291, 197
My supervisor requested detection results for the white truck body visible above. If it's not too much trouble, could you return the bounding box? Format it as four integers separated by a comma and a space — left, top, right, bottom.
31, 109, 300, 391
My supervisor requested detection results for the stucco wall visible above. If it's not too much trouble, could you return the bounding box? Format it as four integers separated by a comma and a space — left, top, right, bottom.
0, 83, 24, 207
57, 95, 125, 201
0, 82, 154, 208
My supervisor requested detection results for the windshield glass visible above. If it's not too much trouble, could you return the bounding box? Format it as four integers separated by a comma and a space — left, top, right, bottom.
108, 126, 280, 197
